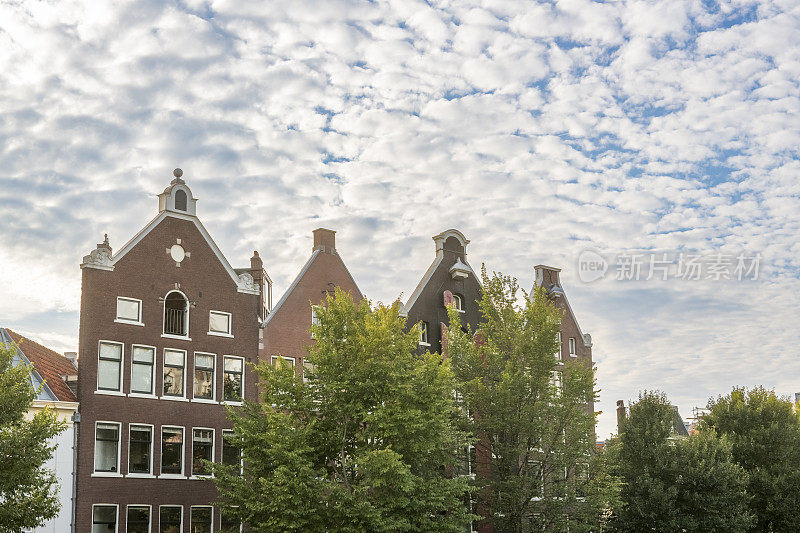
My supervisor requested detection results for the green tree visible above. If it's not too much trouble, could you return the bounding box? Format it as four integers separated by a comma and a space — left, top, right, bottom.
0, 343, 67, 532
700, 386, 800, 532
609, 391, 752, 533
446, 269, 615, 532
210, 288, 474, 533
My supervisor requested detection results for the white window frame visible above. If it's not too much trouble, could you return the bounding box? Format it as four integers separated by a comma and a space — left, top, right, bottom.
551, 370, 563, 397
125, 504, 152, 532
92, 421, 122, 477
158, 505, 183, 533
271, 355, 295, 368
222, 429, 244, 475
208, 310, 233, 338
162, 349, 187, 401
115, 296, 144, 326
310, 305, 321, 338
190, 506, 214, 533
130, 344, 156, 398
161, 289, 191, 341
302, 359, 315, 383
569, 337, 577, 357
159, 426, 186, 478
127, 423, 154, 478
96, 340, 124, 394
92, 504, 119, 533
192, 352, 217, 403
419, 321, 430, 347
190, 427, 215, 479
555, 332, 562, 361
222, 355, 245, 404
220, 506, 243, 533
453, 294, 465, 313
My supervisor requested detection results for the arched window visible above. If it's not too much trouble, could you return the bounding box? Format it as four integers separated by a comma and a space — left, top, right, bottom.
174, 189, 188, 211
453, 294, 464, 313
163, 291, 188, 336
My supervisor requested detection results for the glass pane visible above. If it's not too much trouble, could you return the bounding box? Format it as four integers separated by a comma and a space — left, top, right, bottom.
210, 312, 230, 333
194, 369, 213, 399
163, 368, 184, 396
127, 506, 150, 533
94, 440, 118, 472
164, 350, 184, 366
131, 363, 153, 394
92, 505, 117, 532
161, 428, 183, 474
223, 373, 242, 401
133, 346, 154, 363
191, 507, 212, 533
221, 510, 241, 532
98, 360, 120, 390
195, 354, 214, 369
99, 342, 121, 360
160, 507, 182, 533
222, 434, 241, 469
223, 357, 242, 372
117, 298, 140, 321
129, 439, 151, 474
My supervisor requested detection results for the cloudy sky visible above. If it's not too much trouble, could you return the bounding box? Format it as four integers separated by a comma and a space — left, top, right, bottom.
2, 0, 800, 437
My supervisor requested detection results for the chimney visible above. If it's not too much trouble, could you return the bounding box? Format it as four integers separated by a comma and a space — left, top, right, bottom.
616, 400, 626, 434
313, 228, 336, 253
64, 351, 78, 369
250, 250, 263, 270
534, 265, 561, 289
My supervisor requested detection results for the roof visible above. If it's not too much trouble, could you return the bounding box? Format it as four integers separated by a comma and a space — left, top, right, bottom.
2, 328, 77, 402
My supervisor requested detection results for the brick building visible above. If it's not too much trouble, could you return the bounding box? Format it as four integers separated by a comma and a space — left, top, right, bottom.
260, 228, 362, 375
74, 171, 268, 532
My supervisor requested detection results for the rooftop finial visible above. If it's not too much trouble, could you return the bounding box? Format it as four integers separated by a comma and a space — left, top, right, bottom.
173, 168, 183, 178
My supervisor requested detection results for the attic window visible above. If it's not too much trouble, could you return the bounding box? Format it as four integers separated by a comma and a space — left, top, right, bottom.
164, 291, 188, 337
453, 294, 464, 313
419, 321, 430, 346
175, 189, 188, 211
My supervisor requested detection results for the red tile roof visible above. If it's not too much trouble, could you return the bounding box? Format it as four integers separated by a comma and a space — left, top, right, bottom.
6, 330, 78, 402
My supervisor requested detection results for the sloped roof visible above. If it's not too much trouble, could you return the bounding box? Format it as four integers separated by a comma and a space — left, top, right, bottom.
3, 329, 77, 402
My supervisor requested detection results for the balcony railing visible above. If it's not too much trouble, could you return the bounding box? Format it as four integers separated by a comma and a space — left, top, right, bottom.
164, 308, 186, 336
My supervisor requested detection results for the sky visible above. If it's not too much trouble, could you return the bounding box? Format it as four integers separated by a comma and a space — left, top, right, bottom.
2, 0, 800, 438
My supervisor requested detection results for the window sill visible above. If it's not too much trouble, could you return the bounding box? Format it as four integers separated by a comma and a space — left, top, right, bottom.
189, 475, 214, 481
157, 474, 188, 479
128, 393, 158, 399
161, 396, 190, 402
95, 390, 125, 397
207, 331, 234, 338
91, 472, 123, 478
126, 473, 156, 479
115, 319, 145, 327
222, 400, 243, 406
161, 334, 192, 341
191, 398, 218, 404
418, 342, 431, 347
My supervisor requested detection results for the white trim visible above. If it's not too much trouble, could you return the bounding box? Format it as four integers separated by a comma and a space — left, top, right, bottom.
95, 390, 126, 397
161, 334, 192, 341
127, 392, 158, 400
403, 253, 442, 313
190, 505, 214, 532
94, 420, 122, 475
192, 352, 216, 402
116, 296, 143, 324
128, 423, 154, 476
160, 396, 190, 403
92, 503, 119, 533
160, 425, 185, 477
207, 331, 234, 338
125, 473, 156, 479
190, 398, 219, 404
190, 427, 215, 478
222, 355, 245, 403
131, 344, 156, 396
262, 250, 321, 327
97, 340, 124, 393
209, 310, 232, 336
125, 504, 152, 533
271, 355, 295, 367
158, 505, 184, 532
163, 348, 187, 399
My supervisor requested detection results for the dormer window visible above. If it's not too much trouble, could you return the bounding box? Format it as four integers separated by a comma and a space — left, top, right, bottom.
419, 321, 430, 346
453, 294, 464, 313
163, 291, 189, 337
175, 189, 188, 211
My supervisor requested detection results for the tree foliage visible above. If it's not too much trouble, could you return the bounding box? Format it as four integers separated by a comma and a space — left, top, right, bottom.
210, 288, 473, 533
609, 391, 753, 533
0, 342, 66, 532
446, 269, 615, 532
700, 386, 800, 532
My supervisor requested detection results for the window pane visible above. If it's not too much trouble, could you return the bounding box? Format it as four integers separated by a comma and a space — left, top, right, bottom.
222, 432, 242, 471
221, 510, 241, 532
117, 298, 140, 321
161, 428, 183, 475
223, 357, 242, 373
92, 505, 117, 532
192, 429, 213, 476
164, 350, 184, 366
195, 354, 214, 369
163, 368, 184, 396
98, 360, 120, 390
223, 373, 242, 402
194, 369, 213, 399
99, 342, 121, 360
209, 312, 230, 333
133, 346, 154, 363
129, 426, 151, 474
191, 507, 212, 533
94, 424, 119, 472
160, 506, 182, 533
131, 362, 153, 394
127, 506, 150, 533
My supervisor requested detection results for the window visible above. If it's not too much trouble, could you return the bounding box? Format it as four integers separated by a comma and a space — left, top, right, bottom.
453, 294, 464, 312
131, 345, 155, 395
193, 353, 215, 400
159, 506, 182, 533
92, 505, 117, 533
310, 305, 321, 338
271, 355, 295, 368
161, 427, 184, 476
419, 321, 429, 345
221, 509, 242, 533
126, 506, 150, 533
163, 291, 188, 337
555, 332, 562, 361
190, 506, 212, 533
163, 349, 185, 397
116, 297, 142, 324
209, 311, 231, 336
223, 356, 244, 402
129, 425, 152, 475
551, 371, 563, 396
192, 428, 214, 477
527, 459, 544, 497
569, 337, 576, 356
94, 422, 120, 473
175, 189, 188, 211
222, 430, 243, 475
97, 341, 123, 392
302, 359, 315, 382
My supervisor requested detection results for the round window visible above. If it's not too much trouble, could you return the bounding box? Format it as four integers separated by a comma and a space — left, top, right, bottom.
170, 244, 186, 263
